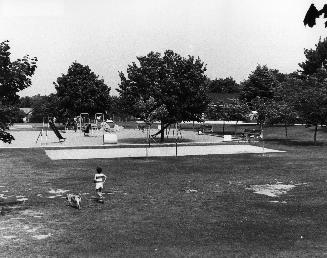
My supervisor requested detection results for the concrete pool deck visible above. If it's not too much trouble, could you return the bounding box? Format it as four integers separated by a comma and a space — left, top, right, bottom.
0, 129, 226, 149
1, 128, 285, 159
45, 145, 284, 160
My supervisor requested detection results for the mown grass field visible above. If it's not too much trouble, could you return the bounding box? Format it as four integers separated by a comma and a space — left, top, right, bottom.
1, 125, 327, 257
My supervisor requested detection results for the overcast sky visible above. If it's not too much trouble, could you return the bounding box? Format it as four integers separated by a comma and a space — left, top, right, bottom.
1, 0, 327, 96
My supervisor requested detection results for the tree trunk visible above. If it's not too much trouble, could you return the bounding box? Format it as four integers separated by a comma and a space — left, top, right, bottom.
260, 123, 264, 153
148, 125, 151, 148
160, 121, 165, 142
152, 123, 171, 136
314, 124, 318, 145
234, 121, 238, 135
223, 121, 225, 135
284, 122, 288, 138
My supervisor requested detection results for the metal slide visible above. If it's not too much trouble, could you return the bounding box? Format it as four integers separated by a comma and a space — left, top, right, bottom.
48, 120, 66, 142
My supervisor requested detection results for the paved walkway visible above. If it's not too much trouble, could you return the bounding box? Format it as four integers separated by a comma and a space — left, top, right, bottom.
45, 145, 284, 160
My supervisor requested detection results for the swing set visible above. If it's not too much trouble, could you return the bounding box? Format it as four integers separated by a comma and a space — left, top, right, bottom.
35, 116, 65, 144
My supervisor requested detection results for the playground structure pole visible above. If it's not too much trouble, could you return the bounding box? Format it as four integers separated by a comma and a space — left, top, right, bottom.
261, 125, 265, 156
175, 122, 178, 157
45, 117, 49, 144
95, 113, 104, 135
145, 126, 149, 158
45, 128, 48, 145
95, 113, 104, 123
36, 117, 49, 145
80, 113, 89, 134
42, 117, 45, 144
148, 124, 151, 149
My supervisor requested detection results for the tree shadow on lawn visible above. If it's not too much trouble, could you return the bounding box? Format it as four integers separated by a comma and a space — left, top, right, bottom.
247, 201, 327, 244
263, 138, 325, 146
191, 203, 327, 251
193, 186, 327, 250
130, 202, 327, 252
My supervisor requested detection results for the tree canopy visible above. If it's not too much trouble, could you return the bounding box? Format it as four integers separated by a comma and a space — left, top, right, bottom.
207, 77, 240, 94
54, 62, 111, 118
0, 41, 37, 143
299, 37, 327, 75
20, 94, 60, 123
304, 4, 327, 28
239, 65, 280, 104
118, 50, 209, 141
291, 69, 327, 144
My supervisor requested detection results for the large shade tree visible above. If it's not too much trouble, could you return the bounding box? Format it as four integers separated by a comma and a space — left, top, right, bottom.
0, 41, 37, 143
239, 65, 280, 104
250, 97, 280, 137
292, 69, 327, 144
299, 37, 327, 75
295, 37, 327, 144
273, 73, 302, 137
54, 62, 111, 118
224, 99, 250, 135
118, 50, 209, 142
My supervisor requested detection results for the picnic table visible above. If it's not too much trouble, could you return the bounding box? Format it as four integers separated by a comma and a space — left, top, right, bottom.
198, 124, 213, 134
240, 129, 262, 142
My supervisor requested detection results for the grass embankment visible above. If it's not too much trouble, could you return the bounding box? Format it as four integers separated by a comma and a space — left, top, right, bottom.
1, 125, 327, 257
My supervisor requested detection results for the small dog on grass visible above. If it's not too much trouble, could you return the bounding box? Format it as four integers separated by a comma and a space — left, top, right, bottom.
66, 193, 82, 209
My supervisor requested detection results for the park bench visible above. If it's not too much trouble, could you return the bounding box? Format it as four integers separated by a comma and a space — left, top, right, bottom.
137, 124, 147, 132
239, 129, 262, 142
197, 124, 213, 134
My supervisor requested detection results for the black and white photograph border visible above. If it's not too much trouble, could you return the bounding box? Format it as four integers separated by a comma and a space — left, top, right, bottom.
1, 0, 327, 257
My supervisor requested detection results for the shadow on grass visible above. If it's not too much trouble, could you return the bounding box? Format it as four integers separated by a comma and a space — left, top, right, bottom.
263, 138, 324, 146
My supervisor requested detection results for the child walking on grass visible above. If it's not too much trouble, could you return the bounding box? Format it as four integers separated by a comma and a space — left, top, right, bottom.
94, 167, 107, 202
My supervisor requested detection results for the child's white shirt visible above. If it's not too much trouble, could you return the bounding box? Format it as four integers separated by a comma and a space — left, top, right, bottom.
94, 173, 107, 183
94, 173, 106, 189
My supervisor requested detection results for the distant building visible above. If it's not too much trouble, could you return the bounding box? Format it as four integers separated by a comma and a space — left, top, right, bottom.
19, 108, 33, 123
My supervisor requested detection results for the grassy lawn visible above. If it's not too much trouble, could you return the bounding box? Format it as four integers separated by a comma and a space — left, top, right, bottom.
2, 125, 327, 257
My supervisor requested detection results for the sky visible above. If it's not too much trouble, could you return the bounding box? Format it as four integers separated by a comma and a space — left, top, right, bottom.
1, 0, 327, 97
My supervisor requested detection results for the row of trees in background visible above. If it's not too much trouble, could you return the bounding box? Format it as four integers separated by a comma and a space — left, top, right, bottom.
206, 77, 240, 94
18, 62, 114, 123
4, 36, 327, 144
205, 37, 327, 144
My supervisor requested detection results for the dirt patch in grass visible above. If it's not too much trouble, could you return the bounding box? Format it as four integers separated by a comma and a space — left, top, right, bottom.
245, 182, 308, 198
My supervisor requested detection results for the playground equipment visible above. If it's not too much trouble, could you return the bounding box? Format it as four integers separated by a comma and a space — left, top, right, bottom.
165, 124, 183, 139
102, 118, 119, 144
95, 113, 104, 129
239, 129, 262, 142
64, 117, 78, 131
35, 129, 47, 144
197, 124, 213, 135
101, 119, 118, 133
223, 135, 232, 142
83, 123, 92, 136
79, 113, 90, 134
36, 117, 65, 144
36, 117, 49, 144
103, 133, 118, 144
48, 118, 66, 142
